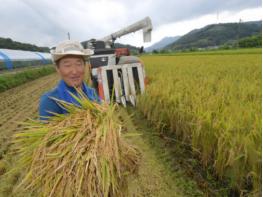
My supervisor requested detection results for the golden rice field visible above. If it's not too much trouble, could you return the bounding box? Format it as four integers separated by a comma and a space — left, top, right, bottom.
0, 49, 261, 196
138, 51, 262, 195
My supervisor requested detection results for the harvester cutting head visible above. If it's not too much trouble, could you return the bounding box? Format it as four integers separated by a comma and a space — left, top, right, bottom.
96, 62, 146, 107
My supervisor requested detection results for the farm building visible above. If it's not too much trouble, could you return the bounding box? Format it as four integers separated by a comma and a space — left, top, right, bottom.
0, 48, 51, 70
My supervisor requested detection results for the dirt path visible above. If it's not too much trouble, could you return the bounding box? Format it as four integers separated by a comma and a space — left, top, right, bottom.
0, 74, 203, 196
119, 109, 203, 197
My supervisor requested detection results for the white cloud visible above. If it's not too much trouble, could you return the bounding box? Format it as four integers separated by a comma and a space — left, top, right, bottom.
0, 0, 261, 47
119, 7, 262, 47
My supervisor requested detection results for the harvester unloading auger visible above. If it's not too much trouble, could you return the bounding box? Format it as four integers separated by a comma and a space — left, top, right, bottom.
81, 17, 152, 106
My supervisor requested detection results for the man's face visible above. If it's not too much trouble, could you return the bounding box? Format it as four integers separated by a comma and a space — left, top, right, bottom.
56, 55, 85, 88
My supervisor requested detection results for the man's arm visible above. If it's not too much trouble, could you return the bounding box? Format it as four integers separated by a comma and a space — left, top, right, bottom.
39, 93, 63, 120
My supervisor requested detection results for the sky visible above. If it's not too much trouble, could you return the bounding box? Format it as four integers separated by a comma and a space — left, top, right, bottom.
0, 0, 262, 48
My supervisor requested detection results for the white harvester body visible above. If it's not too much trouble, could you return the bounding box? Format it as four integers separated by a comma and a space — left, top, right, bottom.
82, 17, 152, 106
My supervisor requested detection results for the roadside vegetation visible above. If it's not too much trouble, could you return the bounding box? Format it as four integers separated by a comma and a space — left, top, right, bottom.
0, 65, 55, 92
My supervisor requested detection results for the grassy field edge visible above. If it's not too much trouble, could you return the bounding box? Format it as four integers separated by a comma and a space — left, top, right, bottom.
0, 65, 55, 93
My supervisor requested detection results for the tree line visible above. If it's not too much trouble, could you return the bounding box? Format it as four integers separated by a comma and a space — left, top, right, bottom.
0, 37, 49, 52
238, 34, 262, 48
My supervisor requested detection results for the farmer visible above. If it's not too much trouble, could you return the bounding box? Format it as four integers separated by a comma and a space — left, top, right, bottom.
39, 40, 99, 120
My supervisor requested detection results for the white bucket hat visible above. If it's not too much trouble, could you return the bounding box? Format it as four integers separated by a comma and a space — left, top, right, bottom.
50, 40, 94, 63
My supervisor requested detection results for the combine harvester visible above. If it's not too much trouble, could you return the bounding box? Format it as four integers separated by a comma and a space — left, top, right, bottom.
82, 17, 152, 106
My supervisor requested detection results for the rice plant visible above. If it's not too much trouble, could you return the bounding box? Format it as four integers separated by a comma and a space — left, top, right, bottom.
138, 53, 261, 195
11, 90, 140, 197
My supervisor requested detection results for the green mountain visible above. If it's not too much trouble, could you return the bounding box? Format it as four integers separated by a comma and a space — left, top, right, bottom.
0, 37, 49, 52
145, 36, 180, 52
165, 21, 262, 50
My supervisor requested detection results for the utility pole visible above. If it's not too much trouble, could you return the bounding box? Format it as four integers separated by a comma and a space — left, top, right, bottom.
67, 32, 71, 40
216, 11, 219, 24
237, 18, 242, 48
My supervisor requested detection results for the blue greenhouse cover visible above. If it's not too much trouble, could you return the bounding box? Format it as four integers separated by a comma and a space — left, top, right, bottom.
0, 48, 51, 70
0, 49, 51, 61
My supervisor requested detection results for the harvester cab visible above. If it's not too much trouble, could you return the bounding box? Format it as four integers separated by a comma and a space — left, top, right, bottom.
81, 17, 152, 106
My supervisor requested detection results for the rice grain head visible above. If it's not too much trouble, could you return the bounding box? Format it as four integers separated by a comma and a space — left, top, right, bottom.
12, 90, 141, 197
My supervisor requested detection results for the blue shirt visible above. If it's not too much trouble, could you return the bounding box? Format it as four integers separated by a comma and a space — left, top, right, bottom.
39, 80, 99, 120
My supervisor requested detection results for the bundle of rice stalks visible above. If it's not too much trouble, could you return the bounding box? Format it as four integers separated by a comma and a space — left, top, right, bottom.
12, 91, 141, 197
